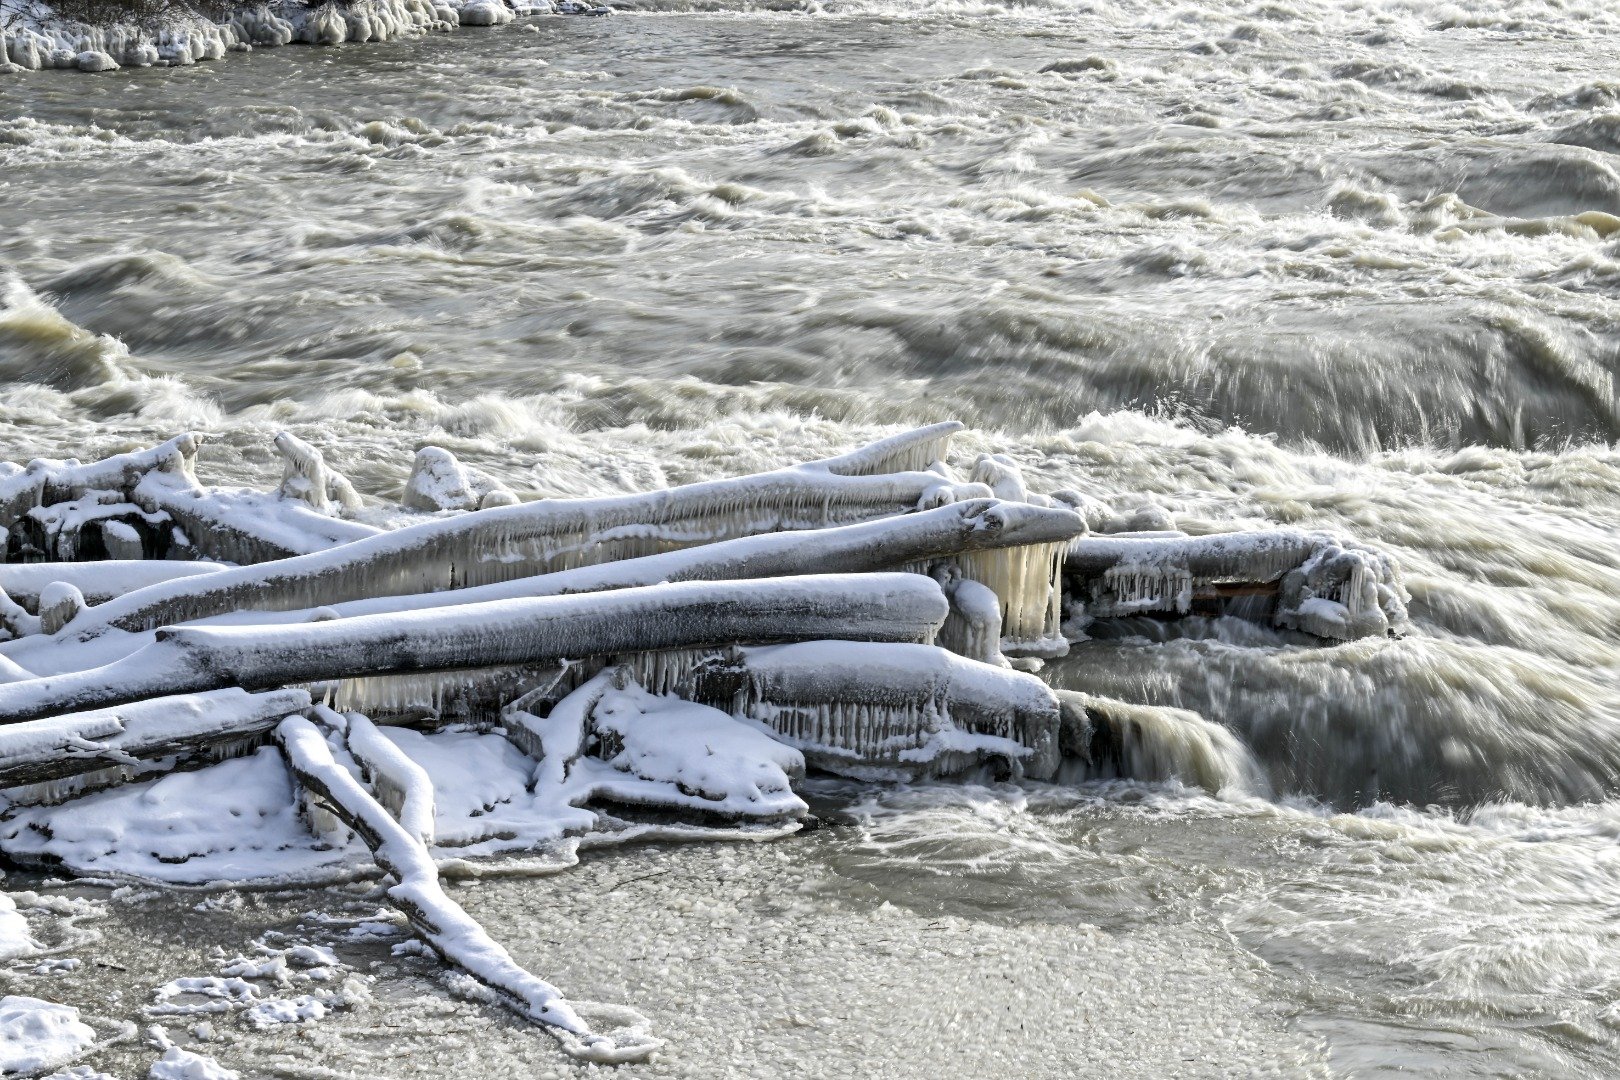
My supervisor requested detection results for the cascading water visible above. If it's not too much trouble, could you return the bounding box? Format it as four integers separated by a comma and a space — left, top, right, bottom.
7, 0, 1620, 1074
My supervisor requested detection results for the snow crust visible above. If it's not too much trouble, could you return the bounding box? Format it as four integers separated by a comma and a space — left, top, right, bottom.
0, 996, 97, 1076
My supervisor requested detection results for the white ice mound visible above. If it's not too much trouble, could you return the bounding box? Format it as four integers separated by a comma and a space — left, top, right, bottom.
0, 892, 41, 961
146, 1046, 240, 1080
0, 996, 97, 1076
587, 679, 806, 818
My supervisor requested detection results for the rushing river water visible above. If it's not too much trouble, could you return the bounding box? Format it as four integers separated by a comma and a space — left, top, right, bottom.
5, 0, 1620, 1075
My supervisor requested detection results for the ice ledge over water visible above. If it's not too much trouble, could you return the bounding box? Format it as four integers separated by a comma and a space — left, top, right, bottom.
0, 0, 543, 75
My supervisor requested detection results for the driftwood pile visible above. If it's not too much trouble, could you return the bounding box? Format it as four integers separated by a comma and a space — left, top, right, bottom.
0, 423, 1408, 1060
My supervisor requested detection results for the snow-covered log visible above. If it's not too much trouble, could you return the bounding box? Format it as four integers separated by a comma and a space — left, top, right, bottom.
0, 560, 225, 614
506, 668, 809, 822
0, 687, 311, 804
0, 432, 377, 566
0, 575, 949, 724
684, 641, 1062, 781
276, 715, 660, 1063
67, 425, 974, 635
1065, 529, 1409, 640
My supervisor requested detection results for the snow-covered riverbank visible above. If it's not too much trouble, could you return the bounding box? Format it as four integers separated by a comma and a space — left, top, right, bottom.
0, 0, 530, 74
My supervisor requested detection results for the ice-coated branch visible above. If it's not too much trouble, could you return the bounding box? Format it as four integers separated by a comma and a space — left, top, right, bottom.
274, 432, 364, 516
687, 641, 1062, 780
73, 425, 976, 634
0, 687, 311, 797
276, 715, 660, 1064
302, 498, 1082, 619
341, 709, 437, 845
1065, 528, 1409, 640
0, 434, 199, 532
0, 575, 949, 724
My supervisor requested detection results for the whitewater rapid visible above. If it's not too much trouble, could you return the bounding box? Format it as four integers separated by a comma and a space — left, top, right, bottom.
5, 0, 1620, 1074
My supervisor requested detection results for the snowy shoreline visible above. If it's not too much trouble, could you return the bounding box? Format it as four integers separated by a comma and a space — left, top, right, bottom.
0, 0, 559, 75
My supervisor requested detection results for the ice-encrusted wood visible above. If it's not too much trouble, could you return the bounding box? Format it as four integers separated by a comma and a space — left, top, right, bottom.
277, 715, 660, 1064
686, 641, 1061, 781
1065, 529, 1409, 640
0, 575, 949, 724
72, 425, 973, 635
0, 687, 311, 803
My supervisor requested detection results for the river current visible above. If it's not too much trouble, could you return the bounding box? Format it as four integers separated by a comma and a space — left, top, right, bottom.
4, 0, 1620, 1076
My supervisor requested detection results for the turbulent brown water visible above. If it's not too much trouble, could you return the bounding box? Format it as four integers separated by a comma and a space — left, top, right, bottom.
5, 0, 1620, 1075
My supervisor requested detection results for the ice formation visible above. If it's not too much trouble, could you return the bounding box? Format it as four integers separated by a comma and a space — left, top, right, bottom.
1065, 529, 1409, 641
0, 425, 1411, 1060
0, 0, 521, 77
0, 996, 98, 1076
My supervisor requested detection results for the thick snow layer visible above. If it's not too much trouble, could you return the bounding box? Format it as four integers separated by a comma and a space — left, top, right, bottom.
0, 996, 97, 1075
0, 746, 357, 883
586, 681, 807, 818
0, 891, 41, 961
146, 1047, 239, 1080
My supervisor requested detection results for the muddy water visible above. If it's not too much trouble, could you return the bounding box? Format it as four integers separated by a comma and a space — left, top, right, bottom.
5, 0, 1620, 1075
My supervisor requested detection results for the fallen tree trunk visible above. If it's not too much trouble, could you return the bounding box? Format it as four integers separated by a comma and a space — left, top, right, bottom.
0, 574, 949, 724
276, 715, 660, 1064
1065, 529, 1409, 640
68, 424, 974, 635
0, 687, 312, 803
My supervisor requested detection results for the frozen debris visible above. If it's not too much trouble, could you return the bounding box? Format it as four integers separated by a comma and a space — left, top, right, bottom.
0, 574, 947, 723
402, 447, 517, 513
71, 425, 974, 634
1064, 528, 1409, 641
0, 0, 502, 77
0, 688, 312, 805
685, 642, 1062, 781
510, 670, 808, 822
276, 715, 661, 1064
0, 562, 226, 615
133, 460, 381, 566
273, 433, 363, 517
0, 996, 97, 1076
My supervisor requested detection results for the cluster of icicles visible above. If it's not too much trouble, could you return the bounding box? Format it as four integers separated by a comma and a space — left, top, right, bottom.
0, 423, 1407, 1063
0, 0, 525, 75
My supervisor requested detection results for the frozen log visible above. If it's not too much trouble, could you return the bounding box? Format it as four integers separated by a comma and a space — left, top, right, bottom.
0, 687, 311, 804
507, 669, 809, 822
0, 561, 226, 614
1065, 529, 1408, 640
341, 709, 437, 845
0, 575, 949, 724
686, 641, 1061, 781
307, 497, 1078, 626
72, 425, 975, 635
277, 716, 659, 1063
